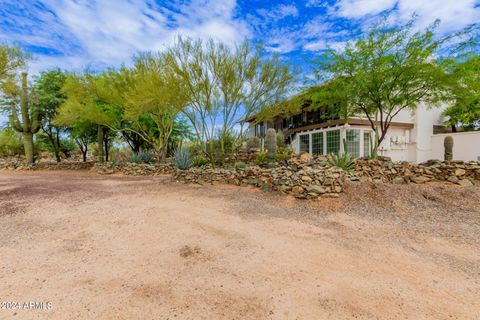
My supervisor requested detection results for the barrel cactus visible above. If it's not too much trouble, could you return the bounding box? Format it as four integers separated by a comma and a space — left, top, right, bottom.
444, 135, 453, 161
265, 128, 277, 162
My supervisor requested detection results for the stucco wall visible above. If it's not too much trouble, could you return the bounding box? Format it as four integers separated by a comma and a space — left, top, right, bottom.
431, 132, 480, 162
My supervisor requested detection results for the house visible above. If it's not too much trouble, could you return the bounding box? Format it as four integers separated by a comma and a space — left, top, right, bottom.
246, 98, 461, 163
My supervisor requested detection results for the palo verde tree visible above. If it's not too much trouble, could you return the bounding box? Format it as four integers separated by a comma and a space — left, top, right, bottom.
34, 69, 68, 162
56, 71, 120, 162
310, 20, 454, 158
105, 53, 190, 162
165, 37, 294, 165
0, 44, 28, 84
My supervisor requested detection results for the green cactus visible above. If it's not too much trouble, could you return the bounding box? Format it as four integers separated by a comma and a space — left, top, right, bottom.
265, 128, 277, 162
444, 135, 453, 161
9, 72, 41, 164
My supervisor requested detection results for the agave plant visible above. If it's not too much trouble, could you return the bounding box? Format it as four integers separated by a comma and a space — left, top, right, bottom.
172, 147, 192, 170
128, 152, 142, 164
138, 150, 155, 164
328, 152, 355, 172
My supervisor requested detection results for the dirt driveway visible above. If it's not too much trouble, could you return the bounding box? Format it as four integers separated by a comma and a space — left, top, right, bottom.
0, 171, 479, 319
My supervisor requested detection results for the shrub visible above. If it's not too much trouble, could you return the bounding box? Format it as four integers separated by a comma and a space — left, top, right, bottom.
234, 161, 246, 170
113, 151, 129, 163
255, 151, 268, 166
328, 152, 355, 172
275, 147, 293, 163
246, 136, 261, 149
192, 156, 208, 167
172, 147, 192, 170
0, 128, 24, 156
128, 152, 142, 164
138, 150, 155, 164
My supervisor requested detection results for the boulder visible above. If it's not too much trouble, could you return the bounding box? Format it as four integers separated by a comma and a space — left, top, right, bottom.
458, 179, 473, 187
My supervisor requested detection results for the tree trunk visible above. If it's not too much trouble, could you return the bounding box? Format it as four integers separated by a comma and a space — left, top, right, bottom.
97, 125, 104, 162
23, 132, 34, 164
82, 148, 87, 162
54, 131, 61, 162
104, 136, 109, 162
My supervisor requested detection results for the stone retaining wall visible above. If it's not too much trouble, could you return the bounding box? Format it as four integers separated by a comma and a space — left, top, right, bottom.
172, 161, 346, 199
0, 158, 94, 170
2, 155, 478, 199
352, 158, 480, 187
93, 162, 176, 175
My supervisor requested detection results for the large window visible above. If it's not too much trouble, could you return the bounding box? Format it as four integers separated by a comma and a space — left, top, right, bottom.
346, 129, 360, 158
326, 130, 340, 154
364, 131, 371, 158
299, 134, 310, 153
312, 132, 323, 155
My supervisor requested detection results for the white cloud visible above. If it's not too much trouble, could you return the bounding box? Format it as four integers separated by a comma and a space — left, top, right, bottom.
3, 0, 250, 74
334, 0, 480, 33
257, 4, 299, 21
303, 39, 346, 51
336, 0, 397, 18
394, 0, 480, 32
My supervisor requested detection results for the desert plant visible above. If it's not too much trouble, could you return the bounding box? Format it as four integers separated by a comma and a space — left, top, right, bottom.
444, 135, 454, 161
191, 156, 208, 167
172, 147, 192, 170
265, 128, 277, 162
234, 161, 246, 170
0, 128, 24, 156
246, 136, 261, 149
255, 150, 268, 166
275, 147, 293, 163
138, 150, 155, 164
328, 152, 355, 172
128, 152, 141, 164
8, 72, 41, 164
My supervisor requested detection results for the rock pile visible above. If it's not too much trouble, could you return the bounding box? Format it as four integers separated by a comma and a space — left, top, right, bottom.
352, 158, 479, 186
235, 147, 261, 163
173, 156, 346, 199
0, 157, 94, 170
2, 153, 478, 199
93, 162, 176, 176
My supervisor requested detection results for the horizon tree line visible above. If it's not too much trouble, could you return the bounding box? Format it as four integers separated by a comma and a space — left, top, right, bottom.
0, 19, 479, 164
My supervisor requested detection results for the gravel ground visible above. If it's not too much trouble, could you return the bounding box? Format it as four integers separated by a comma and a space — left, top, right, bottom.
0, 171, 479, 319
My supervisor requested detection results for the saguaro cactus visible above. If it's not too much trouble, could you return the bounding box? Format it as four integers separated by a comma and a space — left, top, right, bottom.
9, 72, 41, 164
265, 128, 277, 162
444, 135, 454, 161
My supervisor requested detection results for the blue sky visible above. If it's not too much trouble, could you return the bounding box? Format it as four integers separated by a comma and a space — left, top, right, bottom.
1, 0, 479, 77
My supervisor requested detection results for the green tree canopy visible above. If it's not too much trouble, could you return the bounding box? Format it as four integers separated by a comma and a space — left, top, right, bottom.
443, 56, 480, 131
99, 53, 191, 162
55, 71, 121, 162
33, 69, 68, 161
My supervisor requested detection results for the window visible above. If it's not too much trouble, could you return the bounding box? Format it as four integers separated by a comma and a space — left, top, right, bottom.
346, 129, 360, 158
326, 130, 340, 154
364, 131, 371, 158
312, 132, 323, 155
255, 122, 265, 137
299, 134, 310, 153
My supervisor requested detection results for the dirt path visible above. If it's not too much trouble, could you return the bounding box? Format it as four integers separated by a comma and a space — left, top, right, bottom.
0, 171, 479, 319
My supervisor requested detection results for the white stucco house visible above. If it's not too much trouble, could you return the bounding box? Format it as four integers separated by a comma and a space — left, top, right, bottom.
246, 102, 480, 163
